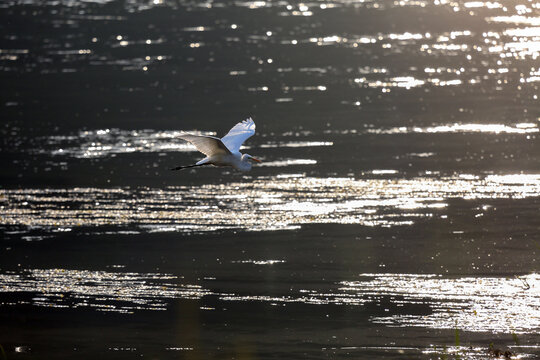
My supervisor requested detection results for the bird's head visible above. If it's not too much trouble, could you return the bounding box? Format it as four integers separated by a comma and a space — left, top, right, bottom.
241, 154, 262, 164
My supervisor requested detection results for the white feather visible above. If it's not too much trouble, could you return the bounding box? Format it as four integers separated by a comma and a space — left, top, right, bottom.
221, 117, 256, 153
175, 117, 259, 172
179, 134, 231, 157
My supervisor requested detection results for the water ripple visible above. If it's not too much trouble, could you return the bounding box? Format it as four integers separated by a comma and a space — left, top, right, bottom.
0, 268, 209, 313
33, 129, 333, 158
218, 272, 540, 335
1, 174, 539, 233
341, 273, 540, 334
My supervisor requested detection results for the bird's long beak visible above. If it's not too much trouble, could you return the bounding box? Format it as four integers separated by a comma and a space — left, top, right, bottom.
250, 157, 262, 163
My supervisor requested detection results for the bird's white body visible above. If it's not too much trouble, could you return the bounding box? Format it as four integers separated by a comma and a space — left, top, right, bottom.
172, 118, 261, 172
196, 153, 253, 171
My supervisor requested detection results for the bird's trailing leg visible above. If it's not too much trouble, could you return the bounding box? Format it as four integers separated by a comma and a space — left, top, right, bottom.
170, 164, 207, 171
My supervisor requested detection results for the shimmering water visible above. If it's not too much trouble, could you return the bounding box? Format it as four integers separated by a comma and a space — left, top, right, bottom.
1, 0, 540, 358
2, 174, 540, 232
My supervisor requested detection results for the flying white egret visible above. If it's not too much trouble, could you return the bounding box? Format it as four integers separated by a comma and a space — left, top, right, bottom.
171, 117, 262, 172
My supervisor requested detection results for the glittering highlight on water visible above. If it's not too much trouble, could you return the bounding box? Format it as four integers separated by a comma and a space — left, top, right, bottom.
0, 269, 209, 313
1, 174, 540, 233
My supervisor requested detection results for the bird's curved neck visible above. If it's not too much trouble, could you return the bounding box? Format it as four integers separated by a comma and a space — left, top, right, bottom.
237, 155, 252, 171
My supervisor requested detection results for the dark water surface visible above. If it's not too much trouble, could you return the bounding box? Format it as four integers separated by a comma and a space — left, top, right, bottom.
1, 0, 540, 358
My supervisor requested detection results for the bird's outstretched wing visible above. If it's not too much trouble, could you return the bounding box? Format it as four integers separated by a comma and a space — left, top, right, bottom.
221, 117, 256, 153
179, 134, 231, 157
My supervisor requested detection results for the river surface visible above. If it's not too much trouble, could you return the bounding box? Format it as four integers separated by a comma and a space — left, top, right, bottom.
1, 0, 540, 359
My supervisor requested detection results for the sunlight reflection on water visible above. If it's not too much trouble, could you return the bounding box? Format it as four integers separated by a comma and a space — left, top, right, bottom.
342, 273, 540, 334
218, 272, 540, 334
0, 268, 209, 313
1, 0, 540, 357
35, 129, 333, 158
2, 269, 539, 335
367, 123, 539, 134
1, 174, 539, 233
30, 122, 538, 159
